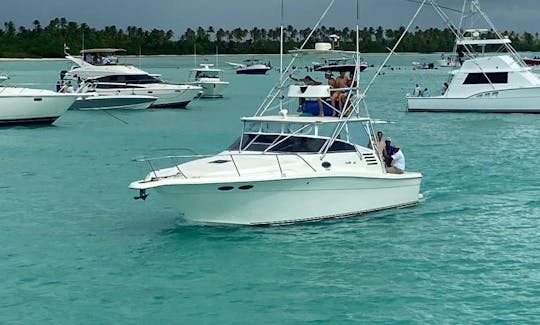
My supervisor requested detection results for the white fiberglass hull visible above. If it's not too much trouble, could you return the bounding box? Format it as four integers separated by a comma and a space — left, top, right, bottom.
69, 94, 157, 110
407, 88, 540, 113
94, 84, 202, 108
133, 175, 421, 225
187, 81, 229, 98
0, 87, 76, 125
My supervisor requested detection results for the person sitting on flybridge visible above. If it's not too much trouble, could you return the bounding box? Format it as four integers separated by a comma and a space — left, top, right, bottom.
386, 144, 405, 174
289, 74, 325, 115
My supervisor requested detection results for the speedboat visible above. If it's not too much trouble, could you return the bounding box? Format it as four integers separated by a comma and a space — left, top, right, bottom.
411, 61, 435, 70
291, 42, 368, 73
129, 3, 422, 225
186, 64, 229, 98
407, 0, 540, 113
436, 56, 459, 68
227, 59, 271, 75
63, 48, 202, 108
523, 57, 540, 66
0, 86, 77, 125
68, 81, 157, 110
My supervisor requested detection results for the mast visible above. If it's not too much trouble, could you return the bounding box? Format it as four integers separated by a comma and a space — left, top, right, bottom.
279, 0, 284, 110
194, 44, 197, 67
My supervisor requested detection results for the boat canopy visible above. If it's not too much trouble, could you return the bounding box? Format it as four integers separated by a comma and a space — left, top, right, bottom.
80, 48, 126, 54
241, 115, 372, 124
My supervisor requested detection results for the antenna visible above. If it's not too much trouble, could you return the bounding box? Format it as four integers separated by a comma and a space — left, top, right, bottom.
138, 45, 142, 69
194, 43, 197, 67
279, 0, 284, 111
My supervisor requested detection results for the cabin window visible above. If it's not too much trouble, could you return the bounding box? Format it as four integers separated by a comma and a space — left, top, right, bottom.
463, 72, 508, 84
94, 74, 161, 84
228, 134, 355, 153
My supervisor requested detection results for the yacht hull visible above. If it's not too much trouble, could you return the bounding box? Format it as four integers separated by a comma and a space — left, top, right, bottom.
188, 81, 229, 98
236, 66, 271, 75
92, 85, 201, 108
149, 176, 422, 225
69, 95, 157, 110
0, 90, 76, 125
407, 89, 540, 113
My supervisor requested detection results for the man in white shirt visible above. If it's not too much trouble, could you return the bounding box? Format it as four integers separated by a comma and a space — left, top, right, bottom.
386, 145, 405, 174
412, 84, 422, 97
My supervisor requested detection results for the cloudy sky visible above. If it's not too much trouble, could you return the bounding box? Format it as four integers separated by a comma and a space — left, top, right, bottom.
1, 0, 539, 37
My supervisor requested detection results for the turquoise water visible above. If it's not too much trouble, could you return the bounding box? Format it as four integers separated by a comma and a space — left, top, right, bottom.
1, 54, 540, 323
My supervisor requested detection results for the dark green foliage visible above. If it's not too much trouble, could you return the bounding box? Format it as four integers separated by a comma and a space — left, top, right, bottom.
1, 18, 540, 57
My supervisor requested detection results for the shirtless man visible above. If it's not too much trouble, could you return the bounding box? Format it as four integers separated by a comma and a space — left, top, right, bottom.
333, 71, 352, 114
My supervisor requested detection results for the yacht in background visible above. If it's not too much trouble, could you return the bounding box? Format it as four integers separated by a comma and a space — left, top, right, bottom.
0, 86, 77, 125
186, 64, 229, 98
227, 59, 272, 74
407, 0, 540, 113
63, 48, 202, 108
292, 42, 368, 73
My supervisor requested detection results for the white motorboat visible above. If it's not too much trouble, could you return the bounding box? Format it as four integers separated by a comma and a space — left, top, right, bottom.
0, 87, 77, 125
68, 81, 157, 110
436, 56, 459, 68
407, 55, 540, 113
0, 74, 8, 84
291, 42, 368, 73
411, 61, 436, 70
227, 59, 271, 75
129, 3, 422, 225
69, 94, 157, 111
186, 64, 229, 98
407, 0, 540, 113
63, 48, 202, 108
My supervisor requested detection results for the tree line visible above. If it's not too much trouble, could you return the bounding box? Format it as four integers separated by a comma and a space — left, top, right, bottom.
1, 18, 540, 58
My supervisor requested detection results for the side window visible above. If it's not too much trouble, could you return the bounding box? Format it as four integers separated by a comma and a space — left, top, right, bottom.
463, 72, 508, 84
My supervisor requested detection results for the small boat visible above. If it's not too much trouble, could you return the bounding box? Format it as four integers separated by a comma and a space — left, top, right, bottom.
68, 81, 157, 110
436, 56, 460, 68
0, 74, 8, 84
412, 61, 436, 70
186, 64, 229, 98
522, 57, 540, 66
129, 3, 422, 225
69, 94, 157, 111
291, 42, 368, 73
227, 59, 271, 75
0, 87, 77, 126
63, 48, 202, 108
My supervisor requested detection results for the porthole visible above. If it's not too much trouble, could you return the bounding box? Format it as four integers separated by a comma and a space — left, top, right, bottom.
322, 161, 331, 168
33, 98, 43, 102
238, 185, 254, 190
218, 186, 234, 191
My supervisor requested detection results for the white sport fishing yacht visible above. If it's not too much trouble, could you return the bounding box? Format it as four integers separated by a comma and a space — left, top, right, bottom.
407, 0, 540, 113
129, 2, 423, 225
63, 48, 202, 108
187, 64, 229, 98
